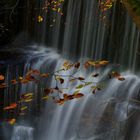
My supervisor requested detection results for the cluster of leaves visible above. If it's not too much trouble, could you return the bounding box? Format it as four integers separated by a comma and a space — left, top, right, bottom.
98, 0, 114, 21
0, 60, 126, 125
37, 0, 65, 23
42, 0, 64, 15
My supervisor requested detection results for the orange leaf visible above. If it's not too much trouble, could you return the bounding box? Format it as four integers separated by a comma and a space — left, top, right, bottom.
41, 73, 49, 78
3, 103, 17, 110
32, 69, 40, 75
118, 76, 125, 81
0, 83, 7, 88
11, 79, 18, 84
111, 71, 121, 78
99, 60, 109, 65
74, 93, 84, 98
55, 99, 65, 105
20, 79, 29, 84
0, 75, 4, 80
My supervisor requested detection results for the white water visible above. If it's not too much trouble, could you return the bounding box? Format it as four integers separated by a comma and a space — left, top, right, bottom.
11, 126, 34, 140
9, 46, 140, 140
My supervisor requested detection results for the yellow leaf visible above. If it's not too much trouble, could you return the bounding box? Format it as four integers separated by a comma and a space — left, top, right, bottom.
20, 106, 28, 111
25, 99, 33, 103
42, 96, 49, 100
8, 119, 16, 125
37, 15, 43, 23
76, 84, 84, 89
99, 60, 109, 65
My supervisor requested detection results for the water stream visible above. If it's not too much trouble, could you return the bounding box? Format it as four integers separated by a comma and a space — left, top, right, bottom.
1, 0, 140, 140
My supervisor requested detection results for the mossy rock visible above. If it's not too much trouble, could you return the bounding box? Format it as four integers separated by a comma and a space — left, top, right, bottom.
128, 0, 140, 15
123, 0, 140, 29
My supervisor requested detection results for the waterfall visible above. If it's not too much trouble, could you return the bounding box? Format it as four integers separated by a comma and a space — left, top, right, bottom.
11, 126, 34, 140
40, 0, 140, 71
1, 0, 140, 140
7, 46, 139, 140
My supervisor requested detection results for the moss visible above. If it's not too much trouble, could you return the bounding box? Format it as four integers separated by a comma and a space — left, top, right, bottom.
128, 0, 140, 15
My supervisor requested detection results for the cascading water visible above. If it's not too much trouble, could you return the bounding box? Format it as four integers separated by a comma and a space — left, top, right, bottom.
1, 0, 140, 140
11, 126, 34, 140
